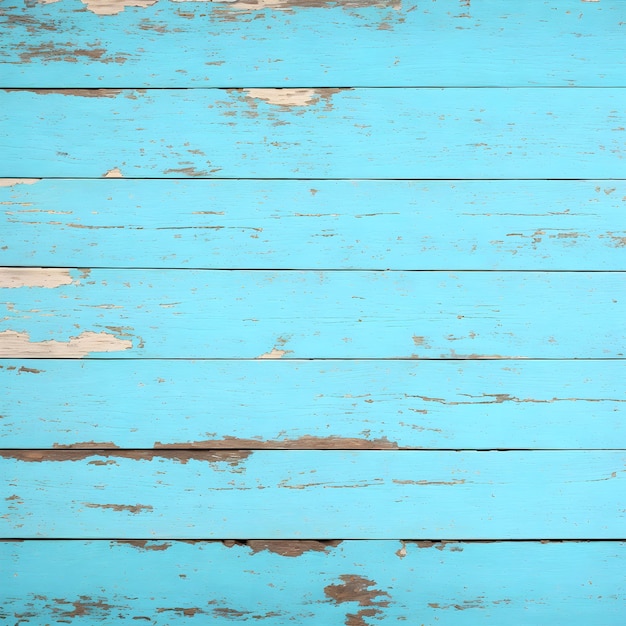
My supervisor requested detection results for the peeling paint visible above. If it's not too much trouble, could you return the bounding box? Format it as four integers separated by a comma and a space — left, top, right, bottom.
0, 450, 252, 466
0, 268, 74, 289
79, 0, 158, 16
153, 435, 398, 449
0, 330, 132, 357
4, 89, 122, 99
0, 178, 40, 187
324, 575, 391, 625
257, 347, 292, 359
243, 539, 342, 557
173, 0, 400, 10
103, 167, 124, 178
113, 540, 172, 551
244, 88, 347, 107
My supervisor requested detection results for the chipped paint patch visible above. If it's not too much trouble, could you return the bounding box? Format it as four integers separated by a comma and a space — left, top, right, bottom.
244, 88, 346, 107
103, 167, 124, 178
114, 540, 172, 551
243, 539, 342, 557
0, 449, 252, 466
80, 0, 158, 15
324, 575, 391, 625
0, 268, 74, 289
0, 330, 132, 357
257, 347, 292, 359
0, 179, 40, 187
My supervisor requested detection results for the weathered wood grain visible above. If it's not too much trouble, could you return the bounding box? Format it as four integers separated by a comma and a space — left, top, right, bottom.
2, 179, 626, 270
2, 88, 626, 178
2, 540, 625, 624
1, 0, 625, 88
2, 359, 625, 450
1, 269, 624, 358
1, 450, 624, 538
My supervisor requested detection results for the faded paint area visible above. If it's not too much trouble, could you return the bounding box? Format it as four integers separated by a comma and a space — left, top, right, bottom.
19, 43, 128, 66
0, 179, 40, 187
153, 435, 398, 449
244, 88, 346, 108
0, 330, 132, 357
0, 268, 73, 289
103, 167, 124, 178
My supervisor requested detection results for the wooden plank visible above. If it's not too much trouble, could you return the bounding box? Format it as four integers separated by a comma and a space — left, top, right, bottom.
1, 450, 624, 538
2, 88, 626, 178
3, 179, 626, 270
1, 1, 625, 88
0, 269, 624, 359
2, 540, 625, 625
2, 359, 625, 450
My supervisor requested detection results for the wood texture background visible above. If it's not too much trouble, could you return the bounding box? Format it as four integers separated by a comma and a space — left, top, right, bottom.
1, 0, 625, 623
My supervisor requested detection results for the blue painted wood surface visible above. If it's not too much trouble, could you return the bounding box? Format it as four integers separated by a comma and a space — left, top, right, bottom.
2, 179, 625, 270
1, 269, 624, 358
1, 450, 624, 538
2, 0, 625, 621
2, 359, 625, 450
2, 88, 626, 178
2, 540, 625, 625
1, 0, 625, 87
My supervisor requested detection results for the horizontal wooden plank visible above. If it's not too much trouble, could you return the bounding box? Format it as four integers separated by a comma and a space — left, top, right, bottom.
1, 541, 625, 625
1, 451, 624, 538
2, 359, 625, 450
0, 269, 624, 358
2, 88, 625, 178
2, 179, 626, 270
1, 1, 625, 88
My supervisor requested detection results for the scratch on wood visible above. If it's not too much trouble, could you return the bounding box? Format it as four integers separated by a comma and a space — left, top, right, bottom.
53, 441, 121, 449
392, 479, 466, 486
0, 179, 40, 187
83, 502, 154, 514
0, 268, 74, 288
0, 330, 132, 357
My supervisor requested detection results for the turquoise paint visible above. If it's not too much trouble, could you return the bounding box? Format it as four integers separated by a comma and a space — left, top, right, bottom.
1, 0, 625, 87
1, 269, 624, 358
2, 359, 625, 449
2, 179, 625, 270
1, 450, 624, 538
2, 88, 625, 178
2, 540, 625, 624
